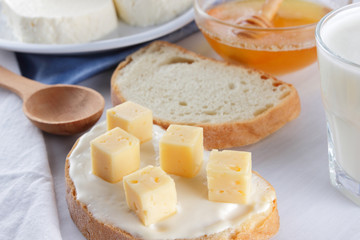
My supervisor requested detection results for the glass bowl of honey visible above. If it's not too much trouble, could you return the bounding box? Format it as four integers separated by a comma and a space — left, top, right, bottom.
194, 0, 334, 75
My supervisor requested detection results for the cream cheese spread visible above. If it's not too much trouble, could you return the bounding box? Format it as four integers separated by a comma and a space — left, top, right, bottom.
1, 0, 118, 44
113, 0, 193, 27
68, 121, 275, 239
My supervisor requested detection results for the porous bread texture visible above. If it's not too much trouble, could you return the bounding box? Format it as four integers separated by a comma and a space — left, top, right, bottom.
111, 41, 301, 149
65, 141, 280, 240
113, 0, 193, 27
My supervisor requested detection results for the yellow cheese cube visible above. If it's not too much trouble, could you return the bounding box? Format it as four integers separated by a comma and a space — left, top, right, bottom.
106, 101, 153, 143
123, 165, 177, 226
160, 124, 203, 178
207, 150, 252, 204
91, 127, 140, 183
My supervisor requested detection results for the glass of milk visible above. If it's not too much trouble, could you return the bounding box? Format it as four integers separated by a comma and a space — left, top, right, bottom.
316, 3, 360, 205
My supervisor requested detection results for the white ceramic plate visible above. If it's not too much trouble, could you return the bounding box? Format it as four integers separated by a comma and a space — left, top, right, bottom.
0, 8, 194, 54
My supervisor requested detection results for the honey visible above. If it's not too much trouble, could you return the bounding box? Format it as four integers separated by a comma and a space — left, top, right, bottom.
198, 0, 331, 75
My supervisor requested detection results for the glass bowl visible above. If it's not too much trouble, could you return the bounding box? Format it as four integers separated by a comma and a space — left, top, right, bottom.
194, 0, 343, 75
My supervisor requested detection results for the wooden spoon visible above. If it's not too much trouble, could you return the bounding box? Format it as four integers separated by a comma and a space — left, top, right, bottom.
235, 0, 283, 37
240, 0, 283, 27
0, 66, 105, 135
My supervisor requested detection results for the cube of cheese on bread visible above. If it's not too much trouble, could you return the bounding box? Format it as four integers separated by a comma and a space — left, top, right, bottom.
123, 165, 177, 226
107, 101, 153, 143
91, 127, 140, 183
207, 150, 252, 204
160, 124, 203, 178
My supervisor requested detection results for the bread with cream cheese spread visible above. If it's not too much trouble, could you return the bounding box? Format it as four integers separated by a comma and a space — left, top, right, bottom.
65, 141, 279, 240
110, 41, 301, 149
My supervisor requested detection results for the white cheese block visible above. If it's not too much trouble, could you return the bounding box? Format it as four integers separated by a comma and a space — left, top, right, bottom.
113, 0, 193, 27
1, 0, 118, 44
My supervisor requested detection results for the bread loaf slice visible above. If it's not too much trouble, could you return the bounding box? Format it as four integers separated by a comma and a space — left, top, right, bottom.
65, 123, 280, 240
66, 156, 279, 240
111, 41, 301, 149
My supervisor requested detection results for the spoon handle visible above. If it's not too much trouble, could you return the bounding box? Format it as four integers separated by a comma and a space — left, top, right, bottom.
0, 66, 46, 101
260, 0, 283, 21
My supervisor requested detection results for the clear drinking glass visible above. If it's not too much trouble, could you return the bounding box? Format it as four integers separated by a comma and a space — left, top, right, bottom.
316, 3, 360, 205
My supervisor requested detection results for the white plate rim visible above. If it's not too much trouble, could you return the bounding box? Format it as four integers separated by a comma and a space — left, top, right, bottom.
0, 8, 194, 55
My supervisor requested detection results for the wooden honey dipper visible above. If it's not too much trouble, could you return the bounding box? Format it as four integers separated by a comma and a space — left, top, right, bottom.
235, 0, 284, 37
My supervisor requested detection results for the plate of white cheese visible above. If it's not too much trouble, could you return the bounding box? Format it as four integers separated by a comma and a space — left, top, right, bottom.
0, 0, 194, 54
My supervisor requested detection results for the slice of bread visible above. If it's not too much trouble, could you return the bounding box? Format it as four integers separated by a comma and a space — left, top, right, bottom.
111, 41, 301, 149
66, 159, 279, 240
65, 123, 280, 240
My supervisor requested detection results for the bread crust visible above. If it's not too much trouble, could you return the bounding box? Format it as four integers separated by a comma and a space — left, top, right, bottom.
65, 139, 280, 240
110, 41, 301, 149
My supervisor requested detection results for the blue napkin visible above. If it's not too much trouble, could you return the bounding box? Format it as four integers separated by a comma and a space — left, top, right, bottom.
15, 21, 199, 85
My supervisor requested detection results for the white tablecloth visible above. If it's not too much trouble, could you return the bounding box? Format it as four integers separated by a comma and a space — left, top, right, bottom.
1, 32, 360, 240
0, 50, 62, 240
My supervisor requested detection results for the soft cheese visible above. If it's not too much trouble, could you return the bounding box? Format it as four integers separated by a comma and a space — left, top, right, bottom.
207, 150, 252, 204
160, 124, 203, 178
69, 122, 276, 239
113, 0, 193, 27
91, 127, 140, 183
107, 101, 153, 143
1, 0, 118, 44
123, 165, 177, 226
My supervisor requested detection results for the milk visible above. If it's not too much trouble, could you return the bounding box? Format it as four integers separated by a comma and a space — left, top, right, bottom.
317, 5, 360, 184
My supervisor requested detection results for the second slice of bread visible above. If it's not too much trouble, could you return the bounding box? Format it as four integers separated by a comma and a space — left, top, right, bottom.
111, 41, 301, 149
